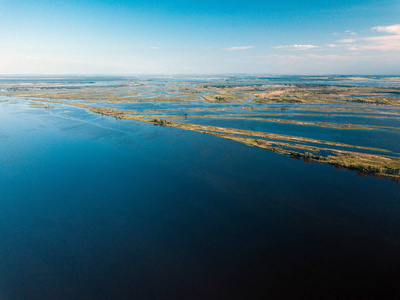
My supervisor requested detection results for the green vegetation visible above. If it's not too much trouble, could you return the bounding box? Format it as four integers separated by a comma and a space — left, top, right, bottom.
152, 118, 171, 126
207, 133, 400, 182
202, 91, 251, 102
29, 102, 54, 109
183, 114, 400, 132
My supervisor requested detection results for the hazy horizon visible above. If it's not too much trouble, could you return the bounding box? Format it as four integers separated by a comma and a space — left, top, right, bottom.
0, 74, 399, 77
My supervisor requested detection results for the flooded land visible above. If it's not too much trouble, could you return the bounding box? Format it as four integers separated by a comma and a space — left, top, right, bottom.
1, 75, 400, 299
2, 75, 400, 181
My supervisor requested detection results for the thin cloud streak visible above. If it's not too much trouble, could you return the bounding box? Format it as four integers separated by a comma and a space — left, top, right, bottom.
273, 44, 318, 50
339, 24, 400, 51
345, 30, 357, 36
337, 39, 356, 43
224, 46, 254, 51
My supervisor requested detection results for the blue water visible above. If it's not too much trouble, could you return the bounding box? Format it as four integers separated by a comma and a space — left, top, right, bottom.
181, 117, 400, 153
350, 94, 400, 98
1, 101, 400, 299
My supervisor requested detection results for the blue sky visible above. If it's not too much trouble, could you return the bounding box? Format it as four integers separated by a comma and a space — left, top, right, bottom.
0, 0, 399, 74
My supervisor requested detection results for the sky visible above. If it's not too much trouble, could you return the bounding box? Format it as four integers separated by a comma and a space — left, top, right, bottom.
0, 0, 399, 74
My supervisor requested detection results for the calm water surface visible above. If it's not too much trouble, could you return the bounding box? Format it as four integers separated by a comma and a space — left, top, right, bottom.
0, 101, 399, 299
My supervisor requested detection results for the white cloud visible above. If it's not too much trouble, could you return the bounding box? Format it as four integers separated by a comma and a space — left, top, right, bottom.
273, 44, 318, 50
338, 24, 400, 51
345, 30, 357, 36
357, 35, 400, 51
305, 54, 370, 61
337, 39, 356, 43
372, 24, 400, 35
271, 24, 400, 56
224, 46, 254, 51
149, 46, 159, 49
265, 53, 378, 62
267, 54, 300, 59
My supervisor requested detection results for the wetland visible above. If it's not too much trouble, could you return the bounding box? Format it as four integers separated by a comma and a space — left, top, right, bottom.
3, 75, 399, 181
1, 75, 400, 299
